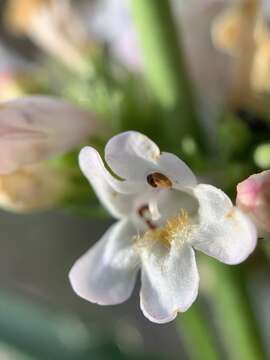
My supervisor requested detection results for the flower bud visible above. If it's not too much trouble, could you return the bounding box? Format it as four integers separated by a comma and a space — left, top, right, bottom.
236, 170, 270, 231
0, 95, 96, 174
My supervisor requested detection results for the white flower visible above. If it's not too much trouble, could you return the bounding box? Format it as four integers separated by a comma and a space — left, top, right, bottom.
69, 131, 257, 323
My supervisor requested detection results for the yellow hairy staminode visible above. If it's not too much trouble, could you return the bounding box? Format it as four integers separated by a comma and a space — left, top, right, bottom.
138, 209, 192, 249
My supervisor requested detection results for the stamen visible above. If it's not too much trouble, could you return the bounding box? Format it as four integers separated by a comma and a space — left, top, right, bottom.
147, 172, 172, 188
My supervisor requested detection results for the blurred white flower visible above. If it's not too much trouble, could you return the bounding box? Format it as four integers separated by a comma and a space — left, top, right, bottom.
211, 0, 270, 107
77, 0, 270, 136
85, 0, 143, 71
0, 70, 24, 101
0, 163, 69, 212
5, 0, 89, 71
172, 0, 231, 135
69, 131, 257, 323
237, 170, 270, 232
0, 95, 96, 210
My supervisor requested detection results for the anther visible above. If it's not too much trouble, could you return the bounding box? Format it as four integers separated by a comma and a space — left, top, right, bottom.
137, 204, 157, 229
147, 172, 172, 188
138, 204, 149, 217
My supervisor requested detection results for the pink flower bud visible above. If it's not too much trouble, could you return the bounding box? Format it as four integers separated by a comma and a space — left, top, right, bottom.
237, 170, 270, 231
0, 96, 96, 174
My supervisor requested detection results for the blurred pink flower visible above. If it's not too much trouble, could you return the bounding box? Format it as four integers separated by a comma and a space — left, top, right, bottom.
237, 170, 270, 231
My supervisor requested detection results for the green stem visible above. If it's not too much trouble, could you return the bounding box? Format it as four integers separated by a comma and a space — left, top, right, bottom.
129, 0, 202, 149
207, 259, 265, 360
177, 301, 221, 360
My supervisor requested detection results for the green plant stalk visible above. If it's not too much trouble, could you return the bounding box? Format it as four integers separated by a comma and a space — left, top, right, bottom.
207, 259, 265, 360
129, 0, 202, 149
177, 301, 220, 360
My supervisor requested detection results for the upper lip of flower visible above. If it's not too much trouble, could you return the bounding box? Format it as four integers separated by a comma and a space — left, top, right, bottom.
69, 130, 257, 324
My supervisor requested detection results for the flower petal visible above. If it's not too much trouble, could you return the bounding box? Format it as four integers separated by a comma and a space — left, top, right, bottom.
69, 219, 139, 305
105, 131, 197, 188
140, 243, 199, 324
192, 184, 257, 264
157, 152, 197, 189
0, 96, 95, 174
105, 131, 160, 181
79, 147, 137, 218
153, 189, 199, 228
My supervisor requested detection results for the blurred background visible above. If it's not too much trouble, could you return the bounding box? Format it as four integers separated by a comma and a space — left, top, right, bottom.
1, 0, 270, 359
